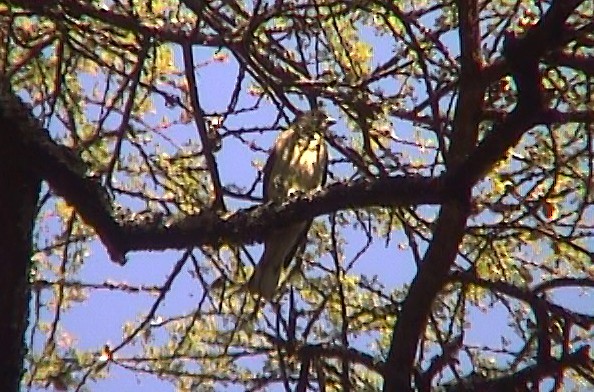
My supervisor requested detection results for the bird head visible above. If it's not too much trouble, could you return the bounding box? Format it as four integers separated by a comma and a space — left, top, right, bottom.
295, 110, 336, 135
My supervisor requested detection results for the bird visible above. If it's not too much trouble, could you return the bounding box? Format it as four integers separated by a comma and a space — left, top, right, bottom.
247, 110, 335, 300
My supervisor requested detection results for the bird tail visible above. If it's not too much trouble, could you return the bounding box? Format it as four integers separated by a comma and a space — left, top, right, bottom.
247, 222, 309, 300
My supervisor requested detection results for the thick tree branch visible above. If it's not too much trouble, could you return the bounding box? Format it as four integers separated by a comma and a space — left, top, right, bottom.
1, 87, 448, 263
451, 271, 594, 330
10, 0, 223, 45
483, 107, 594, 124
445, 345, 592, 392
383, 1, 586, 390
448, 0, 587, 190
546, 52, 594, 75
451, 270, 594, 389
0, 85, 126, 262
119, 175, 446, 255
382, 0, 483, 390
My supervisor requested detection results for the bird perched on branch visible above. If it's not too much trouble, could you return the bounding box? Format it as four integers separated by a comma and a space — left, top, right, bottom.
248, 110, 335, 300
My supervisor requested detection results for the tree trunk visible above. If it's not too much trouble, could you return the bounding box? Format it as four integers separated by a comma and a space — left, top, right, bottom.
0, 92, 40, 391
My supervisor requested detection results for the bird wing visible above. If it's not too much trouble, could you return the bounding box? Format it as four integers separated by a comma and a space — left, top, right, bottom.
262, 127, 295, 201
320, 136, 329, 187
281, 219, 313, 269
262, 146, 276, 202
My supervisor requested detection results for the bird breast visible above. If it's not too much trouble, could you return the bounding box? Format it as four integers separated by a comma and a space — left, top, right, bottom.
271, 133, 326, 198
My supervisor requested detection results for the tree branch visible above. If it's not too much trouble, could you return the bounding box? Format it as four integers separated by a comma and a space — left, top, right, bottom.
448, 0, 587, 190
445, 345, 592, 392
11, 0, 223, 46
0, 85, 125, 261
118, 175, 447, 255
382, 1, 586, 390
1, 86, 448, 263
382, 0, 484, 389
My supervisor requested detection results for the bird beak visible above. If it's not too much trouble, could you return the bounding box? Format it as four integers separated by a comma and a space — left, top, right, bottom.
325, 116, 337, 127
